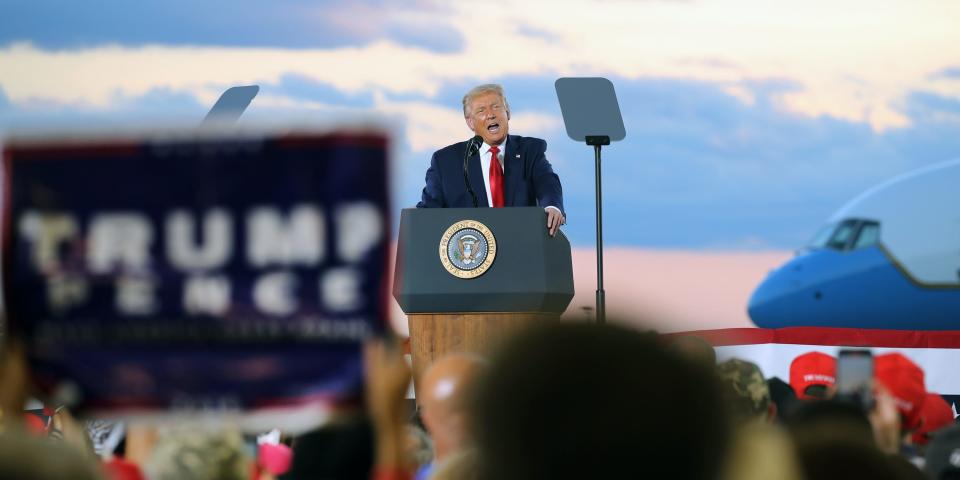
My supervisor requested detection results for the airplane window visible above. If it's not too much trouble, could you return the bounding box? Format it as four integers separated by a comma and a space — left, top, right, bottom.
853, 222, 881, 249
808, 223, 837, 249
826, 220, 858, 250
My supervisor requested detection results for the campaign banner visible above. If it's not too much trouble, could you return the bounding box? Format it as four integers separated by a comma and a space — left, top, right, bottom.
2, 131, 390, 420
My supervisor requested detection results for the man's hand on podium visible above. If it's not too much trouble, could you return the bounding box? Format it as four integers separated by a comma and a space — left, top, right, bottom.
546, 208, 565, 237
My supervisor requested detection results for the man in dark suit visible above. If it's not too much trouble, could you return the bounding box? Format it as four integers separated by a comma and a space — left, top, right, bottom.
417, 84, 566, 236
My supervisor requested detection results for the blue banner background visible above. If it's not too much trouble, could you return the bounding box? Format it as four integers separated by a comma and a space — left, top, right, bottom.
3, 132, 390, 411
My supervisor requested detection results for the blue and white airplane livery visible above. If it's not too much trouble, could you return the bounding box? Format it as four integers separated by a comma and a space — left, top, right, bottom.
749, 159, 960, 330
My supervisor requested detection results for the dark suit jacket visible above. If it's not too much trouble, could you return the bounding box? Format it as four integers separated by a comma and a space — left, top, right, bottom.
416, 135, 565, 215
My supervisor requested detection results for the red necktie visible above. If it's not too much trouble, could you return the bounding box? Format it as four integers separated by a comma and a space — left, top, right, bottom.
488, 145, 504, 207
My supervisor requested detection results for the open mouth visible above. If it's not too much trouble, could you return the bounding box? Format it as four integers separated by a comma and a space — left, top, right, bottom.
486, 123, 501, 134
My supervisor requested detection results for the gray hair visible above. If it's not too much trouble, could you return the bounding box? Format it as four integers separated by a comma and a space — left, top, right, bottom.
462, 84, 510, 118
406, 425, 434, 467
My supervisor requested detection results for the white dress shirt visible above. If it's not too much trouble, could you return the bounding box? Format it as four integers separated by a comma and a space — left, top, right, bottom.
479, 137, 562, 217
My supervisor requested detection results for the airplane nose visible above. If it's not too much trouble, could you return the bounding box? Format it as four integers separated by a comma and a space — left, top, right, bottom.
747, 264, 799, 328
747, 249, 840, 328
748, 281, 775, 327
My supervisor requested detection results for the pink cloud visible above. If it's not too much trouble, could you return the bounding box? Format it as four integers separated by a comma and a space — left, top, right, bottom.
568, 247, 790, 332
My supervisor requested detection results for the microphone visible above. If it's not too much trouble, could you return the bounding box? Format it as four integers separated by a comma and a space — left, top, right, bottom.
463, 135, 482, 208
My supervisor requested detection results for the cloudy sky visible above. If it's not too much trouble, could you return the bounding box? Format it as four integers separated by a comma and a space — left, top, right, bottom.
2, 0, 959, 328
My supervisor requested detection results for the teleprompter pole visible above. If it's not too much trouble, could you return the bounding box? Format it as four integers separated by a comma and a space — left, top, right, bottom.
586, 135, 609, 324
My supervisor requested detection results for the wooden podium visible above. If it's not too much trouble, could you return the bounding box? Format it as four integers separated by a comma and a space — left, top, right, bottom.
393, 207, 574, 395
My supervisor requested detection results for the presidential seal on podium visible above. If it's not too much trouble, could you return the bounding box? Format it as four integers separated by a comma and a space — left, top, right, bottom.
439, 220, 497, 279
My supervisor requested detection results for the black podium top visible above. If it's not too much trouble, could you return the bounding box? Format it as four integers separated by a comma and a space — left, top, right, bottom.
393, 207, 574, 314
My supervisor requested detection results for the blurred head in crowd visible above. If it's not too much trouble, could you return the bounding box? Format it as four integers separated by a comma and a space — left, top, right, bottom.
875, 353, 927, 431
721, 424, 803, 480
784, 399, 876, 449
145, 429, 248, 480
912, 393, 954, 446
472, 322, 729, 480
790, 351, 836, 400
419, 353, 487, 462
717, 358, 774, 424
788, 399, 918, 480
670, 335, 716, 370
767, 377, 800, 422
285, 420, 373, 480
925, 424, 960, 479
886, 454, 928, 480
795, 437, 911, 480
0, 432, 102, 480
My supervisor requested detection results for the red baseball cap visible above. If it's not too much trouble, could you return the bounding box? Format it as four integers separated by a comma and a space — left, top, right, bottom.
790, 351, 836, 399
103, 458, 146, 480
23, 413, 48, 436
258, 443, 293, 475
874, 353, 926, 430
912, 393, 955, 445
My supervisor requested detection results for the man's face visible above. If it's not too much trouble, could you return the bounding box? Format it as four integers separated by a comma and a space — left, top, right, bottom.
466, 92, 509, 145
